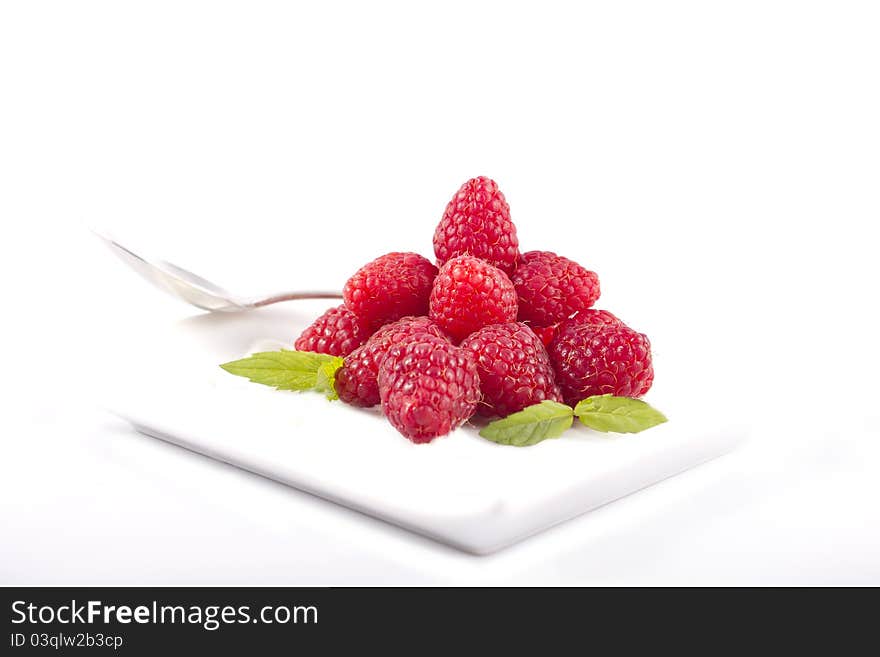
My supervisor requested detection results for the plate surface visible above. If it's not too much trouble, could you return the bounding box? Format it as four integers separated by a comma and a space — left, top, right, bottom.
107, 301, 740, 554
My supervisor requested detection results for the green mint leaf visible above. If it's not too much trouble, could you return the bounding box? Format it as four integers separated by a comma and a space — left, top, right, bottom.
315, 357, 344, 400
573, 394, 667, 433
220, 349, 341, 394
479, 400, 574, 447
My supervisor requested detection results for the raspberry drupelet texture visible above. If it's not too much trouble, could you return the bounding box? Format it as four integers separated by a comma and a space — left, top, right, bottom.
294, 304, 371, 357
460, 322, 563, 418
533, 311, 620, 347
512, 251, 601, 326
429, 255, 518, 342
378, 334, 480, 443
433, 176, 520, 276
547, 319, 654, 406
571, 308, 622, 328
343, 252, 438, 329
335, 316, 449, 408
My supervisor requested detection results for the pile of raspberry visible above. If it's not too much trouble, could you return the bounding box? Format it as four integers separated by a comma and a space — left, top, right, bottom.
295, 176, 654, 443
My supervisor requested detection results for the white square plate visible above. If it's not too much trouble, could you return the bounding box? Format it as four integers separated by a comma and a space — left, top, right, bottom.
106, 301, 740, 554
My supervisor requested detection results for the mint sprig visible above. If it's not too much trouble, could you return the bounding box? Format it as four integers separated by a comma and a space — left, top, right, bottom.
479, 400, 574, 446
480, 395, 667, 446
220, 350, 342, 399
574, 394, 667, 433
315, 358, 344, 400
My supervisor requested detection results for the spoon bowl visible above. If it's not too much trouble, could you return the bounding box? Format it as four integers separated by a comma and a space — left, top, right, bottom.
96, 230, 342, 312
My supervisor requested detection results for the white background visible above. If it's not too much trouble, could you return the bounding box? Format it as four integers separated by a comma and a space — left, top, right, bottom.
1, 1, 878, 584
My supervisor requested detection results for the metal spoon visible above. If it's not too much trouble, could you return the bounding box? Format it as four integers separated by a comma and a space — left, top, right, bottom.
96, 231, 342, 312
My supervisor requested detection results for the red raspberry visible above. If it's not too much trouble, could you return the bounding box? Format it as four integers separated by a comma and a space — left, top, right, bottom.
460, 322, 562, 417
343, 252, 438, 329
531, 309, 621, 351
531, 325, 557, 347
571, 308, 622, 328
294, 304, 371, 357
335, 316, 448, 407
512, 251, 600, 326
547, 320, 654, 406
378, 334, 480, 443
428, 255, 518, 342
433, 176, 520, 276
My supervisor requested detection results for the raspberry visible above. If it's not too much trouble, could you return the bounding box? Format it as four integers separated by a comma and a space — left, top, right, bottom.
378, 334, 480, 443
428, 255, 518, 342
512, 251, 600, 326
460, 322, 562, 417
294, 304, 371, 357
531, 310, 619, 348
547, 320, 654, 406
531, 310, 621, 351
571, 308, 622, 328
335, 316, 448, 407
433, 176, 520, 275
343, 252, 438, 329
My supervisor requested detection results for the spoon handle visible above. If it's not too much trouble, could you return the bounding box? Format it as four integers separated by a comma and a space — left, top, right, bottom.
250, 291, 344, 308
